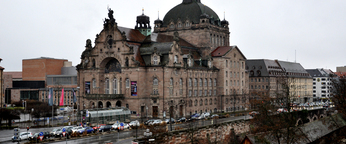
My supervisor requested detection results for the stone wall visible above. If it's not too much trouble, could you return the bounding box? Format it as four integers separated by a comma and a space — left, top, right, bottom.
149, 119, 250, 144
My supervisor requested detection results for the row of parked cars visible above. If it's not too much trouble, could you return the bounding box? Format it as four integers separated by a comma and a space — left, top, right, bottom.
12, 120, 141, 142
143, 112, 220, 126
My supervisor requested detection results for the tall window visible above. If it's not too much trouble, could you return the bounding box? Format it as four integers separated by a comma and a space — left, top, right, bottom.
153, 78, 158, 85
179, 78, 183, 86
204, 78, 207, 87
92, 79, 96, 88
230, 71, 232, 77
170, 78, 173, 85
226, 80, 228, 86
189, 90, 192, 97
189, 78, 192, 87
209, 78, 212, 86
199, 78, 202, 87
113, 79, 118, 94
194, 78, 197, 87
194, 90, 197, 96
153, 56, 158, 65
125, 78, 130, 88
199, 90, 202, 96
214, 79, 217, 86
230, 61, 232, 68
226, 60, 228, 67
105, 78, 110, 94
226, 71, 228, 77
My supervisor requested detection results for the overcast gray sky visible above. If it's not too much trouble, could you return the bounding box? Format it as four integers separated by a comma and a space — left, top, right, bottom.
1, 0, 345, 72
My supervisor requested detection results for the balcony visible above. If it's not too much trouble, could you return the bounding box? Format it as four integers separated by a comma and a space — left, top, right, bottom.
85, 94, 125, 100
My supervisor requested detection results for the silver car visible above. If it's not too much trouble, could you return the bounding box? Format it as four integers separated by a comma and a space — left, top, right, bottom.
12, 132, 33, 142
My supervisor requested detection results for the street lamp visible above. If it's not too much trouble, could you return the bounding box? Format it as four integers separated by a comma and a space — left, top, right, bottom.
80, 111, 83, 126
22, 100, 26, 122
144, 129, 152, 142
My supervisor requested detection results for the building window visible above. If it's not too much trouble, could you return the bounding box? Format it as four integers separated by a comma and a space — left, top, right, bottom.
214, 79, 217, 86
180, 78, 183, 85
194, 90, 197, 96
194, 100, 198, 106
113, 79, 118, 94
170, 78, 173, 85
209, 90, 212, 96
226, 80, 228, 86
199, 78, 202, 87
92, 79, 96, 88
226, 60, 228, 67
189, 78, 192, 87
199, 90, 202, 96
194, 78, 198, 87
153, 78, 158, 85
214, 90, 216, 96
126, 78, 130, 88
226, 71, 228, 77
200, 99, 203, 106
105, 78, 110, 94
204, 78, 207, 87
189, 90, 192, 97
204, 90, 207, 96
153, 56, 158, 65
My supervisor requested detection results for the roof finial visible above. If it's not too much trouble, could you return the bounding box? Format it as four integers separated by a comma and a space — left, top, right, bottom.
142, 8, 144, 15
224, 11, 225, 20
158, 10, 160, 19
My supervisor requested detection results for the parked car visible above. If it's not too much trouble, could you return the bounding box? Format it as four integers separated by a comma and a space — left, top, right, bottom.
249, 111, 260, 116
177, 117, 187, 122
38, 131, 51, 139
50, 128, 59, 136
92, 124, 106, 130
129, 120, 140, 127
197, 114, 207, 120
79, 127, 94, 134
150, 119, 163, 125
12, 132, 33, 142
55, 128, 66, 137
98, 125, 112, 132
66, 127, 74, 136
211, 114, 219, 118
164, 118, 176, 124
203, 112, 211, 118
144, 119, 155, 125
277, 108, 288, 113
72, 126, 84, 133
189, 113, 200, 120
28, 133, 39, 141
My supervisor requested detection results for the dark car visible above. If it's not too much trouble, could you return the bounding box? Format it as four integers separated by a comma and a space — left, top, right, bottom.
41, 131, 51, 139
79, 127, 94, 134
98, 125, 112, 132
164, 118, 176, 124
66, 127, 74, 137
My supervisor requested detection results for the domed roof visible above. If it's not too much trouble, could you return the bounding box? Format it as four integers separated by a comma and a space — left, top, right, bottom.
162, 0, 220, 26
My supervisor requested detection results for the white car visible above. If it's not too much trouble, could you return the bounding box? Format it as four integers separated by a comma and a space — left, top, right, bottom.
12, 132, 33, 142
71, 126, 84, 133
150, 119, 162, 125
129, 120, 140, 127
112, 123, 129, 130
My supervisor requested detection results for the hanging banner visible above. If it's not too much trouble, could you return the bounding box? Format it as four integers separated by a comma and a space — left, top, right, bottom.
85, 82, 90, 94
131, 81, 137, 96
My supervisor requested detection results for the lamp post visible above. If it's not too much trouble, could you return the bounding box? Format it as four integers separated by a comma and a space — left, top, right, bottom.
22, 100, 26, 122
80, 111, 83, 127
144, 129, 153, 143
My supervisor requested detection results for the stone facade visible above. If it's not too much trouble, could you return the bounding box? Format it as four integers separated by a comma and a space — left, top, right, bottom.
77, 2, 248, 120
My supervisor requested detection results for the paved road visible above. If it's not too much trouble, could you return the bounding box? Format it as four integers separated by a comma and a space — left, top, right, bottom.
0, 115, 249, 144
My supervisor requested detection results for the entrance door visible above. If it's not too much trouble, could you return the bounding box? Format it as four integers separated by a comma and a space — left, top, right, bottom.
179, 105, 183, 117
152, 106, 158, 118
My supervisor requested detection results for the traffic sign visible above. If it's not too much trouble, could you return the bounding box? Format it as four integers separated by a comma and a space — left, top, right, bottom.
39, 136, 44, 141
120, 123, 124, 126
62, 132, 66, 137
39, 132, 44, 136
120, 126, 124, 130
62, 128, 66, 132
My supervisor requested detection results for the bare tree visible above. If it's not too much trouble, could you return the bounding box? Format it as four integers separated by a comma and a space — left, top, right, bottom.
249, 76, 306, 144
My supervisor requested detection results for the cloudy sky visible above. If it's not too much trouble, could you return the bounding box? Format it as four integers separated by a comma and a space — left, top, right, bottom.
1, 0, 345, 71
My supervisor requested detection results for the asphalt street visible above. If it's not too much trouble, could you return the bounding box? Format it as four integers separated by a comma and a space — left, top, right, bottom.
0, 115, 248, 144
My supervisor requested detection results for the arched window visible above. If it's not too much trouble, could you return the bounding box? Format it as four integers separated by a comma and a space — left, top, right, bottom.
92, 59, 96, 68
200, 99, 203, 106
230, 71, 232, 77
199, 78, 202, 87
194, 78, 198, 87
153, 78, 158, 85
209, 78, 212, 86
226, 60, 228, 67
226, 89, 228, 95
226, 71, 228, 77
205, 99, 208, 105
214, 79, 217, 86
210, 98, 212, 105
194, 100, 198, 106
179, 78, 183, 86
153, 56, 158, 65
105, 78, 110, 94
113, 79, 118, 94
226, 80, 228, 86
214, 98, 217, 104
125, 78, 130, 88
188, 78, 192, 87
204, 78, 207, 87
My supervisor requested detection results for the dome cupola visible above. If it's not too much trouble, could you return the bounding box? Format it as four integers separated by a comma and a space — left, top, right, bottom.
135, 8, 151, 36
